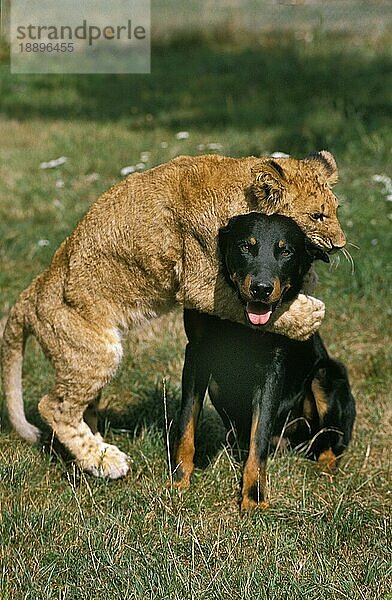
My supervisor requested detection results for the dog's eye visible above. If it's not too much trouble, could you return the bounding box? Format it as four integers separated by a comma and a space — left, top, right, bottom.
239, 243, 249, 253
311, 212, 326, 222
281, 248, 292, 257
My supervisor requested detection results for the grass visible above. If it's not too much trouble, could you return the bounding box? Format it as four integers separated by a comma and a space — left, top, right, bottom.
0, 9, 391, 600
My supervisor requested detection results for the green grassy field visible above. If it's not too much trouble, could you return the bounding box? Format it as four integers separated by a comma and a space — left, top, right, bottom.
0, 8, 391, 600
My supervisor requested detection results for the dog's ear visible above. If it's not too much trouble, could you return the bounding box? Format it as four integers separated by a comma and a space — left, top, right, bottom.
219, 215, 242, 250
305, 150, 338, 185
305, 238, 330, 263
251, 159, 286, 213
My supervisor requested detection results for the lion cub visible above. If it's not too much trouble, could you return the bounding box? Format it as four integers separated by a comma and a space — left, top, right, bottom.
1, 151, 345, 478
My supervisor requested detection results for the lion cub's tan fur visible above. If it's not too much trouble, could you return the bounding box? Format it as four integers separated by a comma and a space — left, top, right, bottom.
1, 152, 345, 478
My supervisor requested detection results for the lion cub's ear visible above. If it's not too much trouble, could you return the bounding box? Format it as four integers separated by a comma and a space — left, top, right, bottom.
305, 150, 339, 184
251, 159, 286, 213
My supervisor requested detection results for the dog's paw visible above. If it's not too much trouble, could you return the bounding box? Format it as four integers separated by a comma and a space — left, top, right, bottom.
77, 442, 130, 479
271, 294, 325, 341
171, 464, 192, 490
240, 496, 269, 513
317, 449, 337, 474
173, 477, 191, 491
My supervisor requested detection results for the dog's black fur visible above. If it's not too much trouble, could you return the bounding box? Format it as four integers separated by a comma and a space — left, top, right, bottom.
173, 213, 356, 510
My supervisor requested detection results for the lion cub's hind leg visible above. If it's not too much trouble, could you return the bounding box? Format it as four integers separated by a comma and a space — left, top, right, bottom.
36, 306, 129, 479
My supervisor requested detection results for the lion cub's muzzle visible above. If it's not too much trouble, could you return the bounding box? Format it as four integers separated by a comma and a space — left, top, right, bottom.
312, 232, 346, 253
331, 238, 346, 252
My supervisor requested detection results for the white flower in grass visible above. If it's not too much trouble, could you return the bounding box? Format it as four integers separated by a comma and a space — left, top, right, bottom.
40, 156, 67, 169
85, 173, 100, 183
140, 152, 150, 163
372, 174, 392, 195
372, 174, 391, 186
120, 165, 136, 176
160, 141, 168, 149
270, 151, 290, 158
136, 163, 145, 171
55, 179, 65, 188
207, 142, 223, 151
176, 131, 189, 140
53, 199, 63, 210
37, 239, 50, 247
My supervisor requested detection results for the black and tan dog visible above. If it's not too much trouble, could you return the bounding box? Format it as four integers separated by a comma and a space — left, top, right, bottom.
173, 213, 355, 511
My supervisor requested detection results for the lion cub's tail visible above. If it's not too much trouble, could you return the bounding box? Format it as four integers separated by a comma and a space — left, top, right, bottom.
1, 289, 41, 443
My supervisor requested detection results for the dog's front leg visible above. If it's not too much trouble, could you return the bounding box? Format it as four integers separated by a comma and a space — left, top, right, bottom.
241, 357, 285, 512
172, 311, 211, 489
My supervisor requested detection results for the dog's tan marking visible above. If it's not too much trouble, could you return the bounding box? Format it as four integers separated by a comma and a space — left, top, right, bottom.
303, 394, 314, 421
249, 237, 257, 246
311, 378, 329, 421
268, 277, 282, 304
174, 403, 201, 489
241, 408, 267, 511
243, 273, 253, 298
318, 448, 337, 473
241, 497, 269, 512
278, 239, 286, 248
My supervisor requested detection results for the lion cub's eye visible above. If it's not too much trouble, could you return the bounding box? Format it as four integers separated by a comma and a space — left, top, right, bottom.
311, 212, 326, 222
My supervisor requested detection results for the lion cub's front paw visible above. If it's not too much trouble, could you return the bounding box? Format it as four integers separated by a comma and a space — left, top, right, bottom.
77, 442, 130, 479
294, 295, 325, 340
271, 294, 325, 341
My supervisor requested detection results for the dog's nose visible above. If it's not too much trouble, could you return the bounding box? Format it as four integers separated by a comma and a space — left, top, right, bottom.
250, 281, 274, 301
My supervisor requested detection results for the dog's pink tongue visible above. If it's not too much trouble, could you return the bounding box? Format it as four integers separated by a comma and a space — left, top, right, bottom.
246, 303, 272, 325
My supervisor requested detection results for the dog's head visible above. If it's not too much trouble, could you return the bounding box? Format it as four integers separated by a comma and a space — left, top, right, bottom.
219, 212, 329, 327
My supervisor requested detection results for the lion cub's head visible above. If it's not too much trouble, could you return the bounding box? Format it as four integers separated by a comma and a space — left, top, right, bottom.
251, 151, 346, 251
